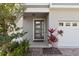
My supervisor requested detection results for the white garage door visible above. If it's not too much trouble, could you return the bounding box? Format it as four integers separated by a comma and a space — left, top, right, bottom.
58, 20, 79, 48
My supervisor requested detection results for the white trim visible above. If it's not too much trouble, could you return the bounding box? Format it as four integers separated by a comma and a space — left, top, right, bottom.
33, 18, 45, 41
50, 3, 79, 8
50, 5, 79, 8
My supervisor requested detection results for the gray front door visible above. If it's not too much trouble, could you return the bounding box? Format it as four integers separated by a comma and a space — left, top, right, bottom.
33, 20, 45, 41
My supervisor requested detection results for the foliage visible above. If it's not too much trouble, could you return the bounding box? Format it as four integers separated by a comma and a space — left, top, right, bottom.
0, 3, 26, 45
48, 28, 63, 44
58, 30, 63, 36
0, 39, 29, 56
0, 3, 30, 56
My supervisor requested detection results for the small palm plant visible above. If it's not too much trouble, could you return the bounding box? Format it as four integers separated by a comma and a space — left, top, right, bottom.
48, 28, 63, 47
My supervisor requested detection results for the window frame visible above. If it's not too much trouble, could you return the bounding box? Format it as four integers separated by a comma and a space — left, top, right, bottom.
72, 22, 77, 26
59, 22, 64, 26
65, 22, 71, 26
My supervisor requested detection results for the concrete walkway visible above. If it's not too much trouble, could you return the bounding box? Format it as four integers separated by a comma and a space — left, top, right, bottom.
59, 48, 79, 56
27, 47, 79, 56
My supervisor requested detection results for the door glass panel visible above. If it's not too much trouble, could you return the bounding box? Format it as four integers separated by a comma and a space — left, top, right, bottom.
36, 30, 40, 33
34, 20, 44, 39
35, 34, 40, 39
36, 25, 40, 28
36, 21, 40, 24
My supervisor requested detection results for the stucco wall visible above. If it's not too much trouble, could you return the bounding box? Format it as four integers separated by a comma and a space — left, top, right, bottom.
23, 16, 33, 44
23, 13, 48, 45
49, 8, 79, 28
49, 8, 79, 48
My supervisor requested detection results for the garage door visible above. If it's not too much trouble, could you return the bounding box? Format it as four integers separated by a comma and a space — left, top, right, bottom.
58, 20, 79, 48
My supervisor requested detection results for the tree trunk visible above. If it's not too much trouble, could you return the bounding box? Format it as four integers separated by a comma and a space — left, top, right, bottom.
1, 19, 7, 40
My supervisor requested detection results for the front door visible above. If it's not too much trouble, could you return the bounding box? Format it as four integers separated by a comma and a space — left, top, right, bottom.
33, 19, 45, 41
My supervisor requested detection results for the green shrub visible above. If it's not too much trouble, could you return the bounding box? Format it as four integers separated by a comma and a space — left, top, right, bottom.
0, 39, 30, 56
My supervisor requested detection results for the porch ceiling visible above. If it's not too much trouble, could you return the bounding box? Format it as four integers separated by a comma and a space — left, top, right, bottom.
23, 13, 48, 18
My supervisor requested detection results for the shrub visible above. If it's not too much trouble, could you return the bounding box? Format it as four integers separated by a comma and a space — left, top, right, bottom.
0, 39, 29, 56
48, 28, 63, 45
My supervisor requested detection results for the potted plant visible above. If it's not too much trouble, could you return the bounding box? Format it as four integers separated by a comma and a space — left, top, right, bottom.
48, 28, 63, 47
